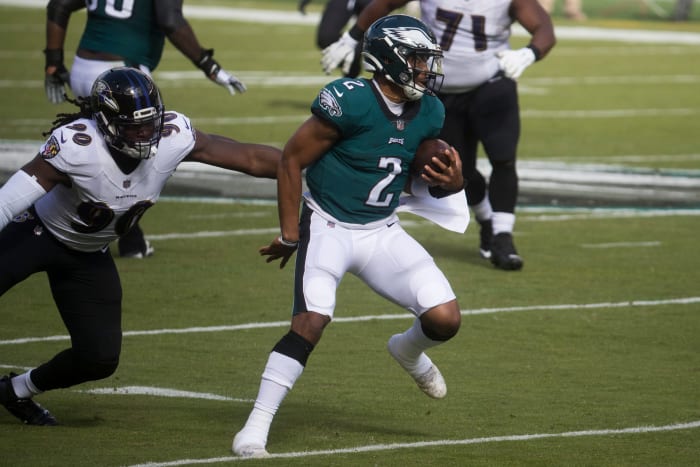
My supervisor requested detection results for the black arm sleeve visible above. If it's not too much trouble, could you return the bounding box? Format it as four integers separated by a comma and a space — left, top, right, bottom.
46, 0, 85, 28
154, 0, 189, 34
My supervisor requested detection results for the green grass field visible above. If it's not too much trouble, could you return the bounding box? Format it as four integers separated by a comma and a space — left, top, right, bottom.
1, 1, 699, 466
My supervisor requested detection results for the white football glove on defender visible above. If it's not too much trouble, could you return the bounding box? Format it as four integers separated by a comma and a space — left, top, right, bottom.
496, 47, 536, 80
321, 31, 358, 75
197, 49, 247, 95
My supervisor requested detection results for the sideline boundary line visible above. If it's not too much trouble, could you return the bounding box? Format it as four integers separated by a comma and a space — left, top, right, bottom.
1, 296, 698, 346
128, 420, 700, 466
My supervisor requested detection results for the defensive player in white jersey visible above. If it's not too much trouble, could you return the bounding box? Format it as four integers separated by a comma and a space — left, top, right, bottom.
0, 67, 281, 426
232, 15, 464, 457
44, 0, 247, 259
322, 0, 556, 270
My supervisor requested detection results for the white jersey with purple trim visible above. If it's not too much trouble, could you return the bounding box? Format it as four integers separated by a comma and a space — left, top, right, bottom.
420, 0, 513, 92
34, 111, 196, 253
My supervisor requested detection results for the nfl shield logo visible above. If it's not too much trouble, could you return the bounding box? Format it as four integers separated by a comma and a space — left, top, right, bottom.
395, 119, 405, 131
123, 180, 131, 189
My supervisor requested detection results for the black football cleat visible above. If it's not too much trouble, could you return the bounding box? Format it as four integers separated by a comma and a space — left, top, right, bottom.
478, 219, 493, 259
490, 232, 523, 271
0, 374, 58, 426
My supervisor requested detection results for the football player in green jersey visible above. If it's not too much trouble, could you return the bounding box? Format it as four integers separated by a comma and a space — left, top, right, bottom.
233, 15, 464, 458
44, 0, 247, 259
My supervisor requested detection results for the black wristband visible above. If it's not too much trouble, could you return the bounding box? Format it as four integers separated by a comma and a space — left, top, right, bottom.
526, 44, 542, 61
44, 48, 64, 69
348, 24, 364, 41
196, 48, 220, 76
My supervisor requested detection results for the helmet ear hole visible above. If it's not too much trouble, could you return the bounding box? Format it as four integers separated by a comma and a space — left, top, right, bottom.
362, 14, 444, 101
91, 67, 165, 160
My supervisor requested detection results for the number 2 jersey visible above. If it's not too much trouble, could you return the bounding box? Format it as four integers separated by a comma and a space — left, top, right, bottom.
306, 77, 444, 225
419, 0, 514, 92
34, 112, 196, 253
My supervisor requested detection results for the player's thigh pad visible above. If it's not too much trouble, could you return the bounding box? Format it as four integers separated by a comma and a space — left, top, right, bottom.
358, 224, 455, 315
299, 212, 354, 318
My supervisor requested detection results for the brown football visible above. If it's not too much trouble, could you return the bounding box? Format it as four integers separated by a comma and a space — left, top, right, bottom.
411, 138, 451, 176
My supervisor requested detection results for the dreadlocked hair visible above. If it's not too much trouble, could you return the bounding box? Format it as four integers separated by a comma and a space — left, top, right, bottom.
42, 96, 93, 137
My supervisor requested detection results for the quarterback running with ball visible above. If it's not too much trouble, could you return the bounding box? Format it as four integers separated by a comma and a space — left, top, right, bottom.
233, 15, 464, 457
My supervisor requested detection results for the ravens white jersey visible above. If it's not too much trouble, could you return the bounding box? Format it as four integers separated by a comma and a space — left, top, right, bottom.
420, 0, 513, 91
34, 112, 196, 252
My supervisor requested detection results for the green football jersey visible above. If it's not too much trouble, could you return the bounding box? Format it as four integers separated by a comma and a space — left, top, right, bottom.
79, 0, 165, 70
307, 78, 444, 224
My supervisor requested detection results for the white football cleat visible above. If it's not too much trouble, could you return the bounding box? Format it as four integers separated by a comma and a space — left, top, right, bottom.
414, 364, 447, 399
387, 335, 447, 399
232, 431, 270, 458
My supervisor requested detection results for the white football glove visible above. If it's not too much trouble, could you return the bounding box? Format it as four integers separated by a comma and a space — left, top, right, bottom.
43, 48, 70, 104
321, 31, 358, 75
212, 68, 247, 95
197, 49, 247, 95
496, 47, 536, 80
45, 68, 70, 104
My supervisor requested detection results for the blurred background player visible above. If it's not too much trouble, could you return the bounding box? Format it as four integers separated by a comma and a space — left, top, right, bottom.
321, 0, 556, 270
44, 0, 246, 258
233, 15, 463, 457
299, 0, 373, 78
0, 67, 279, 426
301, 0, 420, 77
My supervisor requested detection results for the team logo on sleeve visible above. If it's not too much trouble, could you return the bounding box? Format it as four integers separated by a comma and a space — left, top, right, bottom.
41, 135, 61, 159
319, 88, 342, 117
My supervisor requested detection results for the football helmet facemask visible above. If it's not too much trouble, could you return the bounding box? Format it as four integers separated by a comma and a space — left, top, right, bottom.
362, 14, 444, 101
91, 67, 165, 160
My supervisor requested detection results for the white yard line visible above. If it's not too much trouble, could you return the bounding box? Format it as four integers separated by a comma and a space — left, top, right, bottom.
1, 296, 698, 346
79, 386, 253, 403
127, 420, 700, 466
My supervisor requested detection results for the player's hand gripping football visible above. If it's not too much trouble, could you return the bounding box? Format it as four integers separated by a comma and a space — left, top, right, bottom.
321, 31, 358, 75
197, 49, 247, 95
44, 48, 70, 104
259, 235, 298, 269
421, 144, 464, 194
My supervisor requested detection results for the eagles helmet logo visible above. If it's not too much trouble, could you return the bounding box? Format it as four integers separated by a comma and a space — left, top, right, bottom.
319, 88, 342, 117
383, 26, 435, 50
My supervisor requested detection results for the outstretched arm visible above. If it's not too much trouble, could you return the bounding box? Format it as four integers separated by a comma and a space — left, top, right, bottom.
184, 129, 282, 179
156, 0, 246, 95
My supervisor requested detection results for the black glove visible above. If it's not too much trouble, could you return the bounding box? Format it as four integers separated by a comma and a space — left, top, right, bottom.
44, 48, 70, 104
